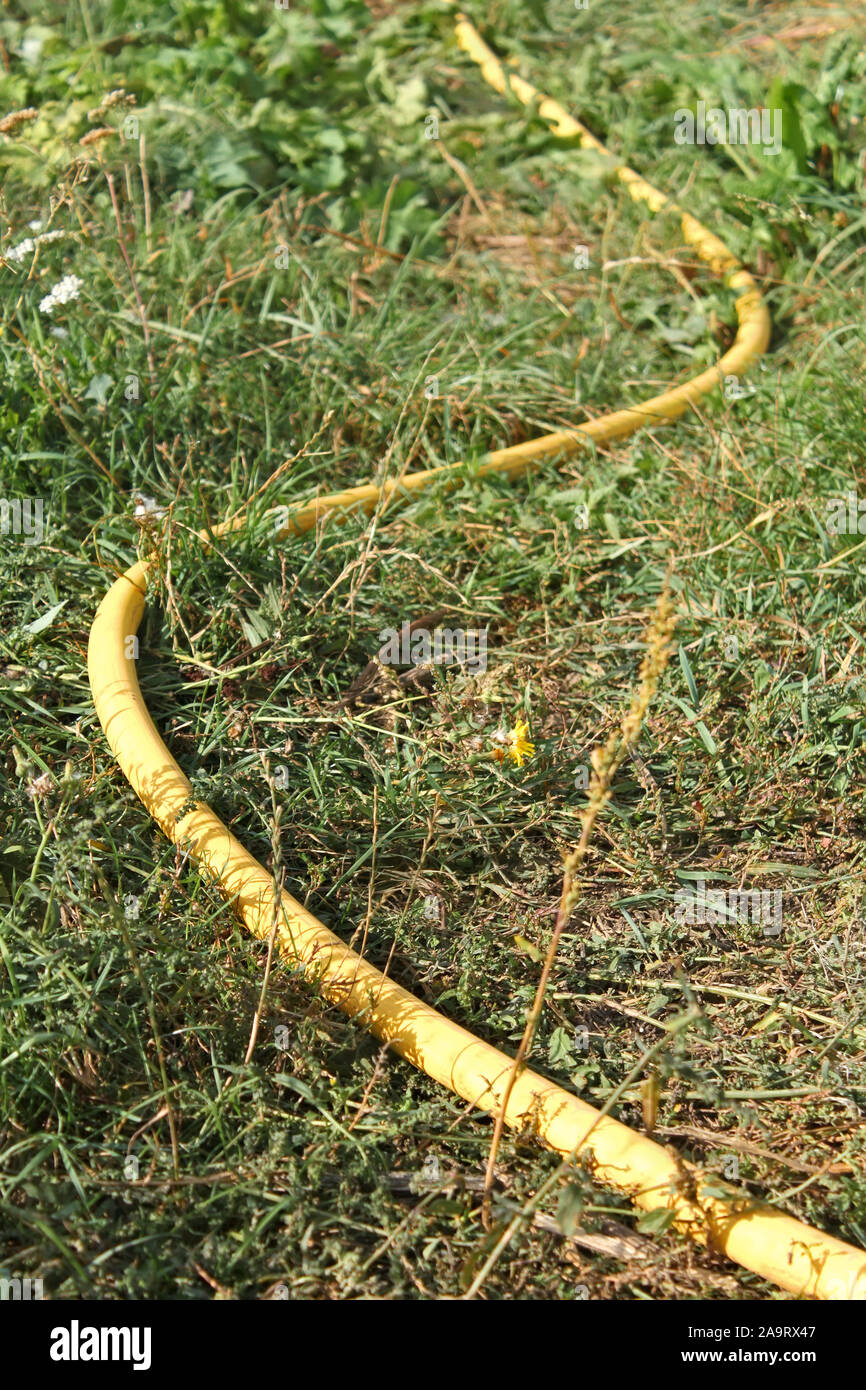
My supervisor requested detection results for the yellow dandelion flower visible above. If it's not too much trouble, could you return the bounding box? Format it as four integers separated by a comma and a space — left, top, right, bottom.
506, 717, 534, 767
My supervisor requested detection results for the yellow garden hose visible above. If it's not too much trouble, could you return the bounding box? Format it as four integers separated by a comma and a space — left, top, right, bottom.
86, 13, 866, 1298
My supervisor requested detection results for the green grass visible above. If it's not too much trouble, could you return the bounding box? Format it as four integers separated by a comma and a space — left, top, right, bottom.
1, 0, 865, 1300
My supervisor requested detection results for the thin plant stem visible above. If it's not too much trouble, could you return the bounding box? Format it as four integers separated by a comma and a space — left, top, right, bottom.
481, 579, 678, 1226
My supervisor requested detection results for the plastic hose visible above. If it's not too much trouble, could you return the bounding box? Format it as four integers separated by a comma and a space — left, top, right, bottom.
86, 13, 866, 1298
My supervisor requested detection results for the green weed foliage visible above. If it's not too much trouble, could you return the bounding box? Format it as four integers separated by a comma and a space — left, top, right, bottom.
0, 0, 864, 1299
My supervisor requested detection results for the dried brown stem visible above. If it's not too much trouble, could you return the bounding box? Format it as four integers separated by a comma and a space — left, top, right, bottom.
481, 579, 678, 1225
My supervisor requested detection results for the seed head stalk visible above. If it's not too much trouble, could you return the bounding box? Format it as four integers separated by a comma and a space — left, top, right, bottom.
482, 580, 678, 1225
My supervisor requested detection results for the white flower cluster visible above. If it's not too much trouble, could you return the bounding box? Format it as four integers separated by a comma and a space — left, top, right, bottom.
39, 274, 83, 315
6, 228, 68, 264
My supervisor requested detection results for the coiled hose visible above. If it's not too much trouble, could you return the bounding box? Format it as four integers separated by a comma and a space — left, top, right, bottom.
86, 12, 866, 1298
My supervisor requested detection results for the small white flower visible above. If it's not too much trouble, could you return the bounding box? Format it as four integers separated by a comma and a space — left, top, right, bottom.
20, 35, 44, 64
29, 218, 43, 231
8, 237, 34, 263
39, 273, 83, 315
6, 228, 66, 263
26, 771, 52, 802
133, 495, 166, 520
